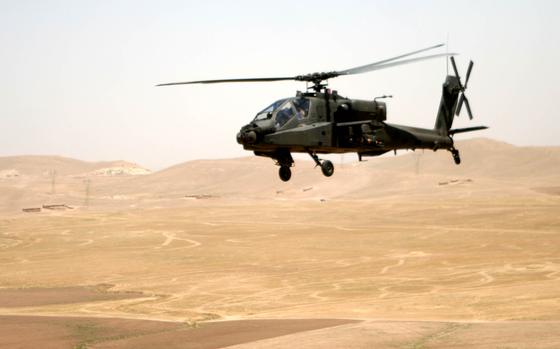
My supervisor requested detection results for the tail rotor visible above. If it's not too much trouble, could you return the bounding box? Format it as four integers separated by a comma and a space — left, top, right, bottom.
450, 57, 474, 120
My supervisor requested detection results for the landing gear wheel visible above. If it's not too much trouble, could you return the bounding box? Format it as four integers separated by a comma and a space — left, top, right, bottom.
279, 165, 292, 182
452, 149, 461, 165
320, 160, 334, 177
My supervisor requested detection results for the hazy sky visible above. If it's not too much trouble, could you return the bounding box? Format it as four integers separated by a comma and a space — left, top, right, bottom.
1, 0, 559, 169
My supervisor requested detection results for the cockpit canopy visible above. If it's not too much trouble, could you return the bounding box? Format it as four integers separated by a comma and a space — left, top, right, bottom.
254, 98, 287, 121
254, 97, 311, 129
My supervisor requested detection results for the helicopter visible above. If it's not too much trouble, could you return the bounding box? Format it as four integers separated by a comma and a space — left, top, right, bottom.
158, 44, 487, 182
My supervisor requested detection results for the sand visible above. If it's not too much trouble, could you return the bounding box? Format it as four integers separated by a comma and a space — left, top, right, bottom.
0, 138, 559, 348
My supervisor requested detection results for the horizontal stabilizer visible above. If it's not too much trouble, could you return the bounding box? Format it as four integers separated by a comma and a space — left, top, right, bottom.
449, 126, 488, 135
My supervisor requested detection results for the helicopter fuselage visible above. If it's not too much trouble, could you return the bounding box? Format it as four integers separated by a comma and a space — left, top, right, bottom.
237, 90, 453, 161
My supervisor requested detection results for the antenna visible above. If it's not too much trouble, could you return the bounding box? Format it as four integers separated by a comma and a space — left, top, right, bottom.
446, 33, 450, 75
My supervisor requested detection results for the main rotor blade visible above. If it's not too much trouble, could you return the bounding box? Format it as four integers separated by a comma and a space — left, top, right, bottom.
456, 94, 465, 116
340, 52, 457, 76
463, 96, 473, 120
156, 76, 296, 86
464, 60, 474, 89
157, 44, 455, 87
338, 43, 444, 75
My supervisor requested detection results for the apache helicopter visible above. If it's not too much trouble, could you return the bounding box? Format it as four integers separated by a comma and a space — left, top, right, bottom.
158, 44, 487, 181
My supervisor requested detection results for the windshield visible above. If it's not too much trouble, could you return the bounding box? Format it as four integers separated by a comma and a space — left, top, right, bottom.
275, 97, 310, 128
254, 98, 287, 121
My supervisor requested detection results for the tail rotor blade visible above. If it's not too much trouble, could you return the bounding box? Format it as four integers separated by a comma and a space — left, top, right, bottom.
449, 56, 460, 80
456, 94, 465, 116
464, 61, 474, 89
464, 96, 473, 120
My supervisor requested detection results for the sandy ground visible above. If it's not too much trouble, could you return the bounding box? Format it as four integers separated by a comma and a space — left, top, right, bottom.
1, 139, 559, 348
1, 196, 559, 348
227, 320, 560, 349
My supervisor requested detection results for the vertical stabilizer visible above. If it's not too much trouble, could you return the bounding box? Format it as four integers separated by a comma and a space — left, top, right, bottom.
434, 75, 461, 135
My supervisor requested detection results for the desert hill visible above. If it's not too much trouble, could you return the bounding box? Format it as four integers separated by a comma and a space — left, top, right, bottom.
113, 138, 560, 200
1, 138, 559, 213
373, 138, 560, 180
0, 156, 150, 212
0, 155, 150, 177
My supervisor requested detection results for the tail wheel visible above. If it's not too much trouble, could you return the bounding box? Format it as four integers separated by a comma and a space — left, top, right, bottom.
452, 149, 461, 165
321, 160, 334, 177
279, 165, 292, 182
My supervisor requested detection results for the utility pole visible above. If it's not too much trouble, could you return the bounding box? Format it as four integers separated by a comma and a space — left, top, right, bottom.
50, 169, 57, 194
84, 178, 91, 208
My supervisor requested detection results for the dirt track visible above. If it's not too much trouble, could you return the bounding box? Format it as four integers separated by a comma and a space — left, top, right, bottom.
0, 286, 143, 308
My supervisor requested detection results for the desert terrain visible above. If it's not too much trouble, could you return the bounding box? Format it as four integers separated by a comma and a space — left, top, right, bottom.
0, 138, 559, 348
